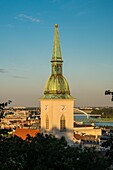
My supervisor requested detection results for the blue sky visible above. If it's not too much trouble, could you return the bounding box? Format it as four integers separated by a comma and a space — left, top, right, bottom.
0, 0, 113, 107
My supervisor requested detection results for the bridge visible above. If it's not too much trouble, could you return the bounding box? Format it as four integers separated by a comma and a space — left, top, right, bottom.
74, 108, 101, 123
74, 108, 89, 119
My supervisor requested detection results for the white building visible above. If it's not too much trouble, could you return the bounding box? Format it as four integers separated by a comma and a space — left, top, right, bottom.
40, 24, 74, 143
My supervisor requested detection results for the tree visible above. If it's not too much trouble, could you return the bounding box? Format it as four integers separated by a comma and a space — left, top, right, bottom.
0, 100, 12, 121
101, 135, 113, 167
105, 90, 113, 102
0, 133, 110, 170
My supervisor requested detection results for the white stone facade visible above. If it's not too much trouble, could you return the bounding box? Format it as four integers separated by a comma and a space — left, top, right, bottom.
40, 99, 74, 142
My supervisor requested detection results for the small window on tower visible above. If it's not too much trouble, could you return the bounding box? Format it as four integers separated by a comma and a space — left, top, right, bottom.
46, 115, 49, 129
60, 115, 66, 131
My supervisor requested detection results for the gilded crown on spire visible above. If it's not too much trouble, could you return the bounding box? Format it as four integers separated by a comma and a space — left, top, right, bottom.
55, 24, 58, 28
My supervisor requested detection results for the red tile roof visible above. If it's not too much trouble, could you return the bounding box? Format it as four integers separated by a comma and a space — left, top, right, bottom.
14, 128, 40, 140
74, 133, 96, 141
74, 133, 86, 140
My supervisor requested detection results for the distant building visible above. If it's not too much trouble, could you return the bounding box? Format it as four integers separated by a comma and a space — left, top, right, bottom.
40, 24, 74, 143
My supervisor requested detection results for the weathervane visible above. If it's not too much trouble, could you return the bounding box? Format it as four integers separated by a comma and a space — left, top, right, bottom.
105, 90, 113, 101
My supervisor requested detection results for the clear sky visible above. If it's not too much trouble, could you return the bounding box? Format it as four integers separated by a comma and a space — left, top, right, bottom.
0, 0, 113, 107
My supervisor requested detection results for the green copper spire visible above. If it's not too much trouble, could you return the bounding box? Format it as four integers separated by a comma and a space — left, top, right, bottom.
42, 24, 73, 99
51, 24, 63, 76
52, 24, 62, 62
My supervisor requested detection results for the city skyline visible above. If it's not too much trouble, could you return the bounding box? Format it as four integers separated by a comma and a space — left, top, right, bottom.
0, 0, 113, 107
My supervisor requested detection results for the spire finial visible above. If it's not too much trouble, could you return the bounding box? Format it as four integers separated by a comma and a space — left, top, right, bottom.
55, 24, 58, 28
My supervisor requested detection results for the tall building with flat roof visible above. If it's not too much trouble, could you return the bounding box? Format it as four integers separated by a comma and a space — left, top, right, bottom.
40, 24, 74, 143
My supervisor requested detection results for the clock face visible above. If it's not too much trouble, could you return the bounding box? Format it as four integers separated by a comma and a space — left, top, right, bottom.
44, 105, 48, 111
60, 105, 66, 111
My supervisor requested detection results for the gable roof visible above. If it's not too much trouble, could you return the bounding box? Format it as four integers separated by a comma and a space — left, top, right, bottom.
14, 128, 40, 140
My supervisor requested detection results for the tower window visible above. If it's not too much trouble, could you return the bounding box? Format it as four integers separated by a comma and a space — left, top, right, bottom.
46, 115, 49, 129
60, 115, 66, 131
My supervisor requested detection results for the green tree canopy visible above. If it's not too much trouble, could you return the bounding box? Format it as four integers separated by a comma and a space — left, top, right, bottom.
0, 133, 110, 170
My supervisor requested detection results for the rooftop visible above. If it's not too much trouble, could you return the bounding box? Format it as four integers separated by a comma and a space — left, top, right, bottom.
14, 128, 40, 140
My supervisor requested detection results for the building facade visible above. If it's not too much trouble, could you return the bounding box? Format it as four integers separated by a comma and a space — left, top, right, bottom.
40, 24, 74, 143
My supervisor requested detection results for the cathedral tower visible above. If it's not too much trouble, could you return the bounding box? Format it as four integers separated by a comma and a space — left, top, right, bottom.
40, 24, 74, 142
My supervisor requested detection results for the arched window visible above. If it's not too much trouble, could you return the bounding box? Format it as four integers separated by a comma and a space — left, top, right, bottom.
46, 115, 49, 129
60, 115, 66, 131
